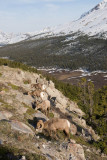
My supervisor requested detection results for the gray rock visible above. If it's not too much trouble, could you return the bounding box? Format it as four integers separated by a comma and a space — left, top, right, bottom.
15, 93, 33, 107
10, 120, 34, 135
0, 111, 13, 120
17, 106, 28, 115
68, 142, 86, 160
33, 110, 49, 122
0, 139, 3, 145
70, 124, 77, 135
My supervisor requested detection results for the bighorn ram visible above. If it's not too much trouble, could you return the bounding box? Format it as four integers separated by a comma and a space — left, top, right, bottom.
28, 90, 46, 100
36, 118, 70, 138
31, 83, 46, 91
35, 100, 50, 115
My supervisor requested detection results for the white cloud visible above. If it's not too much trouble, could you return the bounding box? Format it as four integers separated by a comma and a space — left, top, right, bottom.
46, 3, 60, 10
10, 0, 75, 4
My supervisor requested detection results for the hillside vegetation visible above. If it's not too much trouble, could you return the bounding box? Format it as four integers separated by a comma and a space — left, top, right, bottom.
0, 33, 107, 71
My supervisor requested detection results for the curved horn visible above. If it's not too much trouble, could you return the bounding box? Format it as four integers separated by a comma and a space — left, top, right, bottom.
36, 120, 44, 130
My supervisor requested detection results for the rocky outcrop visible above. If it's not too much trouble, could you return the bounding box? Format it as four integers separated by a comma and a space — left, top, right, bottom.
33, 110, 49, 122
68, 140, 86, 160
0, 66, 105, 160
0, 111, 13, 120
10, 120, 34, 135
70, 123, 77, 135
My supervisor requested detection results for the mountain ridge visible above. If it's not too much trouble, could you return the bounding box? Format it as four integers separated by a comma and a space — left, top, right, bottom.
0, 0, 107, 46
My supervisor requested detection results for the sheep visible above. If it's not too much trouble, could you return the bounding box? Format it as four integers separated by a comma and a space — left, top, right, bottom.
31, 83, 46, 91
28, 90, 46, 100
36, 118, 70, 139
35, 100, 50, 115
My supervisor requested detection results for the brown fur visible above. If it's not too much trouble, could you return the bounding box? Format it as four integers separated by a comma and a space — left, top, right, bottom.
36, 100, 50, 115
31, 83, 46, 91
28, 90, 41, 97
36, 118, 70, 138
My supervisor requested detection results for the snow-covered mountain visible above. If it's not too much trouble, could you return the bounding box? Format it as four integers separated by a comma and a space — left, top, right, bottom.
0, 0, 107, 46
0, 31, 32, 46
40, 0, 107, 38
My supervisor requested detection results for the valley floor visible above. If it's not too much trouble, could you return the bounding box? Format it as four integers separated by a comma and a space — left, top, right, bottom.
39, 68, 107, 89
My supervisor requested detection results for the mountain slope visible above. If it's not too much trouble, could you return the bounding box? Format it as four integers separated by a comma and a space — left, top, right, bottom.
0, 0, 107, 72
0, 61, 107, 160
0, 33, 107, 72
0, 31, 31, 46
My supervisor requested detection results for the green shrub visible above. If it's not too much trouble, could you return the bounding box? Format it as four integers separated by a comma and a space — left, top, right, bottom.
48, 112, 54, 118
8, 83, 19, 90
0, 145, 46, 160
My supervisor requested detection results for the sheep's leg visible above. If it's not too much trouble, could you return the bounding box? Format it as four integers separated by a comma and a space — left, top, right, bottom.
49, 130, 53, 138
47, 108, 50, 116
49, 129, 57, 140
65, 128, 70, 139
45, 110, 47, 116
44, 110, 47, 116
52, 129, 58, 140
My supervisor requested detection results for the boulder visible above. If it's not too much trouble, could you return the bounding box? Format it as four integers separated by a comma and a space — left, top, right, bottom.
88, 126, 100, 141
67, 140, 86, 160
48, 80, 55, 89
15, 93, 34, 107
17, 106, 28, 115
46, 87, 67, 106
70, 124, 77, 135
69, 102, 85, 117
33, 110, 49, 122
10, 120, 34, 135
0, 111, 13, 120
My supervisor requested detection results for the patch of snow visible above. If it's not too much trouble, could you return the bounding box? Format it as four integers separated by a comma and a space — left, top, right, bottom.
104, 75, 107, 77
0, 1, 107, 45
0, 56, 9, 59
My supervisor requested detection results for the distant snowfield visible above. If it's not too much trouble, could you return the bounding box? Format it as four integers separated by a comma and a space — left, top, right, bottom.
38, 67, 107, 76
0, 0, 107, 46
39, 67, 107, 88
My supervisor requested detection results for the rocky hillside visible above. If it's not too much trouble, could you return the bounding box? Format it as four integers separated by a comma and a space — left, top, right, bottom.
0, 65, 107, 160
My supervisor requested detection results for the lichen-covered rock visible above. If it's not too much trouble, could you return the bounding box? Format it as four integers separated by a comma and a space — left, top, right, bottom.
10, 120, 34, 135
33, 110, 49, 122
69, 102, 85, 117
68, 140, 86, 160
17, 106, 28, 115
88, 126, 100, 141
70, 123, 77, 135
0, 111, 13, 120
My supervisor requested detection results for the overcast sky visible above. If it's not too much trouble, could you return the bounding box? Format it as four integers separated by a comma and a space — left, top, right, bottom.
0, 0, 101, 33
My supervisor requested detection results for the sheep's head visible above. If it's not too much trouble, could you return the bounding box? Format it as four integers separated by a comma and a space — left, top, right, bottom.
28, 91, 32, 95
35, 104, 40, 110
36, 120, 44, 132
31, 84, 34, 88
